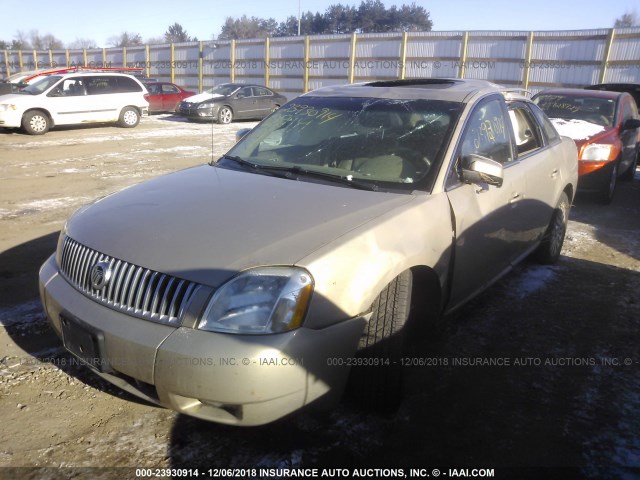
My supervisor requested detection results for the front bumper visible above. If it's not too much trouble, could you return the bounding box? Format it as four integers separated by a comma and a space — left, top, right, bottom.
577, 160, 615, 192
39, 254, 364, 426
0, 109, 22, 128
177, 103, 218, 120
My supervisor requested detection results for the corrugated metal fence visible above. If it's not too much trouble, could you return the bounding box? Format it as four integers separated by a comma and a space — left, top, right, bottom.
2, 28, 640, 98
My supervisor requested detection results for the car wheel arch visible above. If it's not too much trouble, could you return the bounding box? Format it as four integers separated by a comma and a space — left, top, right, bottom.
23, 108, 54, 127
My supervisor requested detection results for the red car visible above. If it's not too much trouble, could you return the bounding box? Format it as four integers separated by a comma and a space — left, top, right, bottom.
533, 88, 640, 204
143, 82, 195, 113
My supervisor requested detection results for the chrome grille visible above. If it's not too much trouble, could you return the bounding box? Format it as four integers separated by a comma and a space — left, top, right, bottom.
59, 236, 200, 325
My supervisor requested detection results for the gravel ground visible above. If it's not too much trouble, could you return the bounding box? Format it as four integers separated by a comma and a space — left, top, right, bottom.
0, 116, 639, 480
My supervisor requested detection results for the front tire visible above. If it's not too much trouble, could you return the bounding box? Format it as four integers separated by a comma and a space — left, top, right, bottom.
600, 162, 618, 204
218, 106, 233, 124
118, 107, 140, 128
22, 110, 50, 135
349, 270, 412, 412
535, 192, 570, 264
621, 153, 638, 181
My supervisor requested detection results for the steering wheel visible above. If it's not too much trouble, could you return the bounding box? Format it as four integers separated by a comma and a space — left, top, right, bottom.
393, 147, 432, 175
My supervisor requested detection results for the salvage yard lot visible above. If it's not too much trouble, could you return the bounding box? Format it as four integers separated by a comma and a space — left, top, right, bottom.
1, 115, 639, 478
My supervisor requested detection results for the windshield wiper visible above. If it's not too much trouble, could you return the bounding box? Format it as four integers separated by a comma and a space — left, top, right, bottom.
216, 154, 291, 179
258, 164, 379, 191
217, 155, 378, 191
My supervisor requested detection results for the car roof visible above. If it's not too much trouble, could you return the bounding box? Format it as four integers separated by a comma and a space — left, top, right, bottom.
536, 87, 622, 100
301, 78, 521, 103
586, 83, 640, 106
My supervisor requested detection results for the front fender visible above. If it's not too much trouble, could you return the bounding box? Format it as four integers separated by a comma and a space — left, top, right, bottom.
298, 192, 453, 329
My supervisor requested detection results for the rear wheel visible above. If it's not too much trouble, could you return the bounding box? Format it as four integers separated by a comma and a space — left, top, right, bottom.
118, 107, 140, 128
535, 192, 570, 264
218, 106, 233, 124
22, 110, 50, 135
349, 270, 412, 412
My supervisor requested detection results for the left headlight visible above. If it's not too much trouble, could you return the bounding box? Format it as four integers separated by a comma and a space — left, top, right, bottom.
197, 267, 314, 334
197, 103, 214, 109
581, 143, 615, 161
0, 104, 17, 112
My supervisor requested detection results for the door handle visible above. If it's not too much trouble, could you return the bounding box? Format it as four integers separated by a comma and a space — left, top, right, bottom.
509, 192, 521, 204
550, 168, 559, 178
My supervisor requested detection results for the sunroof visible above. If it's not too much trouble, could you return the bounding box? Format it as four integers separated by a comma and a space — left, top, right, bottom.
365, 79, 459, 89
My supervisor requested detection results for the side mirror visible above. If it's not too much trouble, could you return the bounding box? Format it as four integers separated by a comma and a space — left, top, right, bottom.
236, 92, 246, 99
622, 118, 640, 130
461, 154, 504, 187
47, 87, 64, 97
235, 128, 252, 143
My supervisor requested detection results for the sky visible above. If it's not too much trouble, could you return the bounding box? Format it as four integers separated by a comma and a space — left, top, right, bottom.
1, 0, 638, 47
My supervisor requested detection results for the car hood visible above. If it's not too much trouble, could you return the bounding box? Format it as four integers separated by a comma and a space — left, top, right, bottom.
65, 165, 415, 288
550, 118, 613, 143
182, 93, 225, 104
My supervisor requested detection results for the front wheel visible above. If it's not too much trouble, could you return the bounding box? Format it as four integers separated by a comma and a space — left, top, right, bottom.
621, 153, 638, 181
535, 192, 570, 264
22, 110, 50, 135
349, 270, 412, 412
118, 107, 140, 128
600, 162, 618, 205
217, 106, 233, 124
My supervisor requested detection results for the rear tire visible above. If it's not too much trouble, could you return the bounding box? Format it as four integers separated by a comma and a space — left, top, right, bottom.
349, 270, 412, 412
22, 110, 50, 135
118, 107, 140, 128
535, 192, 569, 265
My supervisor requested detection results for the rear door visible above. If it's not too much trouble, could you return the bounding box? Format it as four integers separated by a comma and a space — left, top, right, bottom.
160, 83, 183, 111
445, 95, 529, 308
506, 101, 563, 245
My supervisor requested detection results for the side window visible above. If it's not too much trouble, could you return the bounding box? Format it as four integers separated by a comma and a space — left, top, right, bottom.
529, 103, 560, 145
255, 87, 272, 97
507, 104, 543, 156
162, 84, 179, 94
115, 76, 143, 93
59, 78, 86, 96
86, 76, 116, 95
459, 97, 513, 165
621, 98, 634, 122
239, 87, 253, 98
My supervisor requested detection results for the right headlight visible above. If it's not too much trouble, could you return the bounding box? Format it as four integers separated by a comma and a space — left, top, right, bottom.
0, 104, 17, 112
197, 267, 314, 334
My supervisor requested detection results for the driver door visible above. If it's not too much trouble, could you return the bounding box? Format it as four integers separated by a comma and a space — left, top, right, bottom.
445, 96, 529, 309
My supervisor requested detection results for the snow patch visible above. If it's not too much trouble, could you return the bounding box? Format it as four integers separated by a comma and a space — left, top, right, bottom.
511, 265, 558, 299
550, 118, 605, 141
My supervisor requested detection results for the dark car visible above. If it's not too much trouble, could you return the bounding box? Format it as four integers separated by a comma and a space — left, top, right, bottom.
143, 81, 195, 113
533, 88, 640, 203
586, 83, 640, 110
177, 83, 287, 124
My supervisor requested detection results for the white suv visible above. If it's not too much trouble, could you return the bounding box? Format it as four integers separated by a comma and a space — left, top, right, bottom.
0, 72, 149, 135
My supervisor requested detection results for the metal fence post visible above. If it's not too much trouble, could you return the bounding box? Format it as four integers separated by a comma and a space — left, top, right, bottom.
599, 28, 615, 84
459, 32, 469, 79
523, 31, 534, 89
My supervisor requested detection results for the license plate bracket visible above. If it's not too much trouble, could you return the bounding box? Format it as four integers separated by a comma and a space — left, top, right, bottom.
60, 313, 111, 373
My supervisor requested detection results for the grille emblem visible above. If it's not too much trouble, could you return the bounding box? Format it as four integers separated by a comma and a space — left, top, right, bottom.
90, 261, 112, 290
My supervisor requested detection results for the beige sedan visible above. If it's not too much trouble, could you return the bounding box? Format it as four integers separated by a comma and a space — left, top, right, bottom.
39, 79, 578, 425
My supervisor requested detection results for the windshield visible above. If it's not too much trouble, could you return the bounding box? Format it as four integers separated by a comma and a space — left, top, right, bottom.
223, 96, 463, 191
206, 84, 240, 96
21, 75, 63, 95
534, 94, 616, 127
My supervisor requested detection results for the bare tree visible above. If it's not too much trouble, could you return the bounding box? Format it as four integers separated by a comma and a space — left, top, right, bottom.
68, 38, 98, 49
13, 30, 31, 49
108, 32, 143, 48
614, 10, 639, 27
